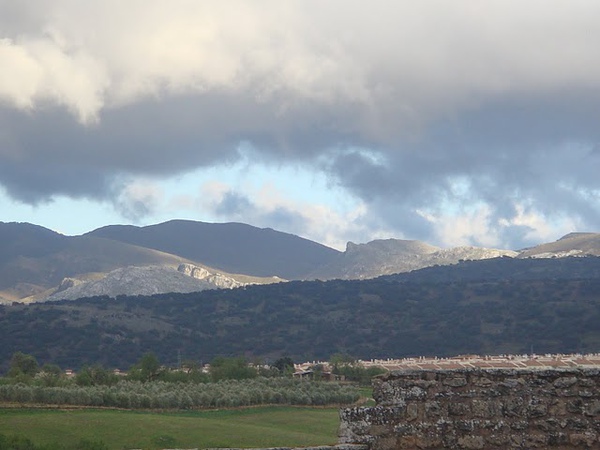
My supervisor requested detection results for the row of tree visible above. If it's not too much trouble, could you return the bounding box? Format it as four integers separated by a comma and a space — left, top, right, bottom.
4, 352, 383, 387
0, 377, 359, 409
3, 352, 298, 386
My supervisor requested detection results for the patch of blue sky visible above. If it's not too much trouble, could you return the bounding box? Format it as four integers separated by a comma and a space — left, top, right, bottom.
0, 143, 363, 236
161, 155, 360, 215
0, 188, 123, 236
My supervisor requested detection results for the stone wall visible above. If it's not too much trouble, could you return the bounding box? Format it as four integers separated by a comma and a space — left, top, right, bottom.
339, 368, 600, 449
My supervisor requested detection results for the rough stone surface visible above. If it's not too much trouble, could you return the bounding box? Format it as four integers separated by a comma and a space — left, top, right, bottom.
177, 263, 245, 289
312, 239, 517, 280
45, 263, 253, 301
340, 368, 600, 449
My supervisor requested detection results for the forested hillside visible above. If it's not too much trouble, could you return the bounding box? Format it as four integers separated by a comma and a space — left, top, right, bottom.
1, 256, 599, 371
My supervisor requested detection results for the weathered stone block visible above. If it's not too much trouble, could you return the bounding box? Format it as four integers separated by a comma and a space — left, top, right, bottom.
448, 402, 469, 416
499, 377, 524, 389
473, 376, 493, 387
586, 400, 600, 416
454, 420, 475, 432
407, 379, 438, 389
424, 400, 441, 417
471, 400, 491, 418
554, 376, 578, 388
485, 433, 509, 446
568, 417, 590, 430
569, 431, 598, 447
502, 397, 524, 417
567, 398, 585, 414
547, 432, 569, 445
405, 403, 418, 421
522, 433, 549, 448
510, 420, 528, 431
403, 386, 426, 400
443, 377, 467, 387
527, 401, 547, 418
456, 435, 484, 449
579, 378, 596, 388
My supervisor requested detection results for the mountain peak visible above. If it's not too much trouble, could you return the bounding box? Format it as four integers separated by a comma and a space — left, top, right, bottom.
518, 231, 600, 258
345, 238, 440, 256
87, 219, 340, 279
557, 232, 598, 241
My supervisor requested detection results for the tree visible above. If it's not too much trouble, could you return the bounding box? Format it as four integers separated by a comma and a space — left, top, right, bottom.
330, 353, 356, 370
39, 363, 63, 387
272, 356, 295, 375
329, 353, 387, 385
76, 364, 117, 386
128, 353, 162, 382
209, 356, 257, 381
8, 352, 39, 378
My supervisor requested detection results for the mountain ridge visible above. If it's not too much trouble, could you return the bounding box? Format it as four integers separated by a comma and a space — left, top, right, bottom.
2, 220, 600, 303
86, 219, 340, 279
0, 221, 282, 303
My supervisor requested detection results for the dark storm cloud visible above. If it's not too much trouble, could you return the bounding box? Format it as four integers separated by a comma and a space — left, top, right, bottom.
313, 89, 600, 247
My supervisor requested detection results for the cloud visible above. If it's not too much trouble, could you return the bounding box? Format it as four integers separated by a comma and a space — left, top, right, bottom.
114, 179, 164, 221
198, 181, 379, 250
1, 1, 600, 248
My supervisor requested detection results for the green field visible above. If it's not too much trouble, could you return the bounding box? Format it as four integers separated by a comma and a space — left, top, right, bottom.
0, 406, 341, 450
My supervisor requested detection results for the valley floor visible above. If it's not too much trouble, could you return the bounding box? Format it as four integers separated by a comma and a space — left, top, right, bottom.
0, 406, 341, 450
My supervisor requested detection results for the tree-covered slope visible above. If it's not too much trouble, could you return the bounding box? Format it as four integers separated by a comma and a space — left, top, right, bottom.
1, 257, 599, 371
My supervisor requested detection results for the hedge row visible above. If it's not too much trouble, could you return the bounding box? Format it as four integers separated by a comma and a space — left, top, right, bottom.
0, 377, 359, 409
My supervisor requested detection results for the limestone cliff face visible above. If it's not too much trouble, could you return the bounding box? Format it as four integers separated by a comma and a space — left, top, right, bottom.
45, 265, 218, 301
177, 263, 245, 289
340, 368, 600, 449
55, 277, 84, 292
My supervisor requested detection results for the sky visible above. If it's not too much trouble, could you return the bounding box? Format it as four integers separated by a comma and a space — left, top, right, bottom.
1, 0, 600, 251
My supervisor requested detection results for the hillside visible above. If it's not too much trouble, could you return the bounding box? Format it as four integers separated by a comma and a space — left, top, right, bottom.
518, 232, 600, 258
384, 255, 600, 283
41, 263, 278, 302
313, 239, 516, 279
86, 220, 341, 279
0, 222, 277, 303
1, 256, 599, 370
0, 222, 196, 301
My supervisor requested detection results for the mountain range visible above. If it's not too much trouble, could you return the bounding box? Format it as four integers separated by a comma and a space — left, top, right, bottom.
1, 219, 600, 303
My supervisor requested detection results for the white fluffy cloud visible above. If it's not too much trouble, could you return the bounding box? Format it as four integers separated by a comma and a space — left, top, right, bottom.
3, 1, 600, 125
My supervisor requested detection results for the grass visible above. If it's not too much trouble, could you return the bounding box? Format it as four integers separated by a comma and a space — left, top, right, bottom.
357, 386, 376, 407
0, 406, 342, 449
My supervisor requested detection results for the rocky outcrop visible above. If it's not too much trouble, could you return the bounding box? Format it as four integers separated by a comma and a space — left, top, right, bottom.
45, 266, 216, 301
39, 263, 260, 302
518, 232, 600, 259
177, 263, 244, 289
313, 239, 517, 280
55, 277, 84, 292
340, 368, 600, 449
